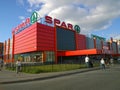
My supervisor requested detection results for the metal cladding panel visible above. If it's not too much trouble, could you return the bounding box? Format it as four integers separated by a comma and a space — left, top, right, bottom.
103, 41, 108, 46
96, 39, 102, 49
76, 34, 86, 50
86, 37, 94, 49
56, 27, 76, 50
112, 42, 117, 54
118, 45, 120, 54
14, 23, 37, 54
37, 23, 55, 51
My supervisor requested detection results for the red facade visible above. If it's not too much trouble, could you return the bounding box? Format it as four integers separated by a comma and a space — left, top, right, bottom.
14, 23, 88, 55
14, 23, 37, 54
76, 34, 86, 50
37, 23, 55, 51
14, 23, 55, 54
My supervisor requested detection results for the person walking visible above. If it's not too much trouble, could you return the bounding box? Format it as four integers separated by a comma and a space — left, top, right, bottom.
85, 55, 89, 68
16, 60, 22, 74
100, 58, 105, 70
110, 58, 114, 66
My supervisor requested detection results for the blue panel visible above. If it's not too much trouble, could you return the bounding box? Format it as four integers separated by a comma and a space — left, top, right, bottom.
57, 28, 76, 50
112, 42, 117, 54
96, 39, 102, 49
86, 37, 94, 49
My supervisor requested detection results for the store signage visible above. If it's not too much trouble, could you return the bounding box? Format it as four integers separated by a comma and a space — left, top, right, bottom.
45, 16, 80, 33
12, 11, 39, 34
91, 34, 106, 41
74, 25, 80, 33
30, 11, 38, 24
12, 11, 80, 34
12, 18, 30, 34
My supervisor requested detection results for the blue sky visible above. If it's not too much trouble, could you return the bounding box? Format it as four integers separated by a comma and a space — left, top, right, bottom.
0, 0, 30, 42
0, 0, 120, 42
92, 17, 120, 39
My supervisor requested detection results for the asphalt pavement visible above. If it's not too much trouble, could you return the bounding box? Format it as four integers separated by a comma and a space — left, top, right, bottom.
0, 66, 101, 84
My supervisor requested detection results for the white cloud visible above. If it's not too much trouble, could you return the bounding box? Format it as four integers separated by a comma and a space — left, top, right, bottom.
27, 8, 32, 12
18, 16, 25, 20
18, 16, 25, 22
27, 0, 120, 34
17, 0, 24, 6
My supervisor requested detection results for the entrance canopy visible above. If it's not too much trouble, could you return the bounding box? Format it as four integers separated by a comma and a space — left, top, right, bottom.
57, 49, 102, 56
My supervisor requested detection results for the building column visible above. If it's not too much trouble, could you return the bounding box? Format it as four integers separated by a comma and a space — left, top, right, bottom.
101, 40, 103, 54
8, 38, 10, 62
12, 33, 15, 63
116, 41, 118, 54
93, 38, 96, 49
54, 27, 57, 64
4, 41, 6, 62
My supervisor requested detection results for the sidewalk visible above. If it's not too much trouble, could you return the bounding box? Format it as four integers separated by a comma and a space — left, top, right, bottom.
0, 67, 101, 84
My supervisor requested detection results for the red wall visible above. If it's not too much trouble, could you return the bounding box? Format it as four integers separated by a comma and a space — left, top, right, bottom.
76, 34, 86, 50
14, 22, 86, 55
14, 23, 37, 54
37, 23, 55, 51
14, 23, 56, 54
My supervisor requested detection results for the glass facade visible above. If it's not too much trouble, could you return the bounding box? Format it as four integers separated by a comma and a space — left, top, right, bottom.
57, 27, 76, 50
46, 51, 55, 62
14, 51, 55, 63
112, 42, 117, 54
96, 39, 102, 49
14, 52, 43, 62
86, 37, 94, 49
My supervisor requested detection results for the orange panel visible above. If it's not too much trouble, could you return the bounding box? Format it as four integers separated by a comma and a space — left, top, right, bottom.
57, 49, 102, 56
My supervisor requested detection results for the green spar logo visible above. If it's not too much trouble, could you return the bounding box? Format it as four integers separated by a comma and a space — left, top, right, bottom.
30, 11, 38, 24
74, 25, 80, 33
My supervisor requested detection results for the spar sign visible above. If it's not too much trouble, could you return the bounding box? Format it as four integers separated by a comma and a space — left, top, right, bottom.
12, 11, 80, 34
45, 16, 80, 33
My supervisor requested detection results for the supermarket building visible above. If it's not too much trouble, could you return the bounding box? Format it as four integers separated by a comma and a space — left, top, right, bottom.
3, 12, 120, 64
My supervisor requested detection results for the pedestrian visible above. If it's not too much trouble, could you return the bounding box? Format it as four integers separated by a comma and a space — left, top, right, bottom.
110, 58, 114, 66
16, 60, 22, 74
100, 58, 105, 70
4, 62, 7, 68
89, 60, 93, 68
85, 55, 89, 68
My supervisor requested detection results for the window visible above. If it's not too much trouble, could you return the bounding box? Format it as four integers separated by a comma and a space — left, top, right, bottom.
46, 51, 55, 62
14, 52, 43, 63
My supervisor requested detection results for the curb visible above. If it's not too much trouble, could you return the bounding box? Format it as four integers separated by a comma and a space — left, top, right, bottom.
0, 67, 100, 84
